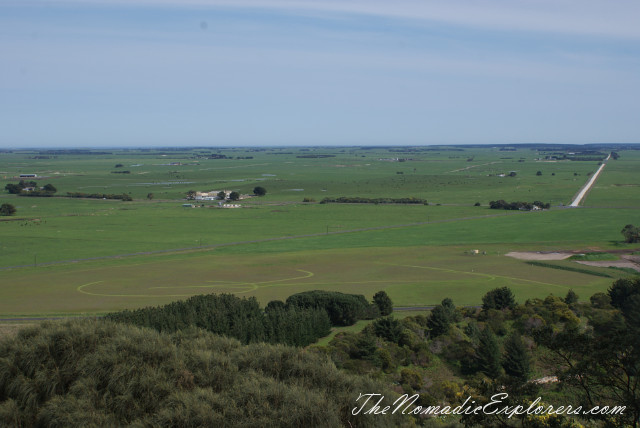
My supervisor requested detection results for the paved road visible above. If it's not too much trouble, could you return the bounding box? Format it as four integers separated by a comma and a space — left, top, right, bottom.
569, 153, 611, 207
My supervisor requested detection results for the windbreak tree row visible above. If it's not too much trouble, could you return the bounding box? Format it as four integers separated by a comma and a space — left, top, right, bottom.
106, 290, 393, 347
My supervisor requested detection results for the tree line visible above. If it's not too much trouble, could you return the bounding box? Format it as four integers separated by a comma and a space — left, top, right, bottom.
320, 196, 427, 205
106, 290, 394, 347
489, 200, 550, 210
66, 192, 133, 201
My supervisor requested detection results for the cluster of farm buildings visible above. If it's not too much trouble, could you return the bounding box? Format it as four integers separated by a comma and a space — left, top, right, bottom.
182, 190, 246, 209
193, 190, 247, 201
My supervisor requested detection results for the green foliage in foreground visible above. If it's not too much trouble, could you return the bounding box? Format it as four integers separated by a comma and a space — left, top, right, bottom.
321, 281, 640, 427
0, 320, 406, 427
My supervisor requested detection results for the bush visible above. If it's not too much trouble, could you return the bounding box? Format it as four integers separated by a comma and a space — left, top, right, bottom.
621, 224, 640, 243
253, 186, 267, 196
0, 203, 16, 216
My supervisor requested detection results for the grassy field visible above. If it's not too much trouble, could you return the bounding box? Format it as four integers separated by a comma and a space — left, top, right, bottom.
0, 241, 627, 316
1, 145, 639, 317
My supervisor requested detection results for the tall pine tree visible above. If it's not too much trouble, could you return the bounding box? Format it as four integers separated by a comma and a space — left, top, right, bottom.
477, 327, 502, 379
502, 333, 531, 381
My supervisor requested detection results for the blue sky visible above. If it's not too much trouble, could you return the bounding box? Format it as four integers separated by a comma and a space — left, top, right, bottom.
1, 0, 639, 147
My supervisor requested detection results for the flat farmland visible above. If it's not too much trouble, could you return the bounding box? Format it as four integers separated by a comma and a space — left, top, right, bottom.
1, 146, 639, 317
580, 151, 640, 207
0, 146, 605, 203
0, 245, 619, 316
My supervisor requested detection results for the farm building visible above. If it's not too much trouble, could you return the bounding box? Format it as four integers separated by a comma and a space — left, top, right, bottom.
195, 190, 233, 201
195, 190, 246, 201
194, 192, 217, 201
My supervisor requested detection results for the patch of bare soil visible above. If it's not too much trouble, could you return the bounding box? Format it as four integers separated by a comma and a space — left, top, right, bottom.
505, 252, 572, 261
576, 255, 640, 273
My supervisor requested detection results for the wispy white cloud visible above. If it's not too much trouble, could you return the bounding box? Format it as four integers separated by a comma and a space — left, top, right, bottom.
45, 0, 640, 39
2, 0, 638, 146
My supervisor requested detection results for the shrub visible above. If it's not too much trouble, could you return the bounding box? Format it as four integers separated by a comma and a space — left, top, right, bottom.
0, 203, 16, 216
253, 186, 267, 196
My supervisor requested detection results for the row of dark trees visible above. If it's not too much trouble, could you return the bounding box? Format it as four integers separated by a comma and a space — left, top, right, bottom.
106, 294, 327, 346
66, 192, 132, 201
107, 290, 394, 347
319, 196, 427, 205
489, 199, 550, 210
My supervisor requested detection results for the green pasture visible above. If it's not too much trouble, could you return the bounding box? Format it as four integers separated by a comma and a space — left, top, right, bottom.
0, 146, 614, 204
581, 151, 640, 207
1, 200, 484, 267
1, 200, 638, 268
1, 146, 638, 317
0, 244, 619, 317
